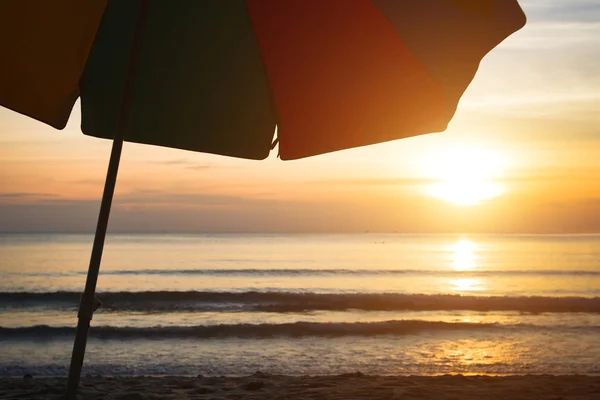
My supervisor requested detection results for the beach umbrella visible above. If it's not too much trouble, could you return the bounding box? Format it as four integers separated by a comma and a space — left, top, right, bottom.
0, 0, 526, 398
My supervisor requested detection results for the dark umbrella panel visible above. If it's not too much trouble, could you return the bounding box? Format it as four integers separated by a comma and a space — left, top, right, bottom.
81, 1, 277, 160
0, 1, 526, 398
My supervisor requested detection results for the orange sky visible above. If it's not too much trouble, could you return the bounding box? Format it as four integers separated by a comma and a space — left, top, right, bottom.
1, 0, 599, 233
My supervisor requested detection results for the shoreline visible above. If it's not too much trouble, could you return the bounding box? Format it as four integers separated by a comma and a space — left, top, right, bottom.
2, 373, 599, 399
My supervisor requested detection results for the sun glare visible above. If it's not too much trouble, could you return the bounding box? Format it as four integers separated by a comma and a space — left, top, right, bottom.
420, 145, 507, 206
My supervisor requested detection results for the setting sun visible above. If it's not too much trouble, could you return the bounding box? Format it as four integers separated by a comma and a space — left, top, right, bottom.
420, 145, 507, 206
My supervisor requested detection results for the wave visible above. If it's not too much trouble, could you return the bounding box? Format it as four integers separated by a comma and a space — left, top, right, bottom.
5, 268, 600, 277
96, 268, 600, 277
1, 291, 599, 313
0, 320, 528, 339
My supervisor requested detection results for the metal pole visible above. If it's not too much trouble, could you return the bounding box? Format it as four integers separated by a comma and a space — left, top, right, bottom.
64, 120, 124, 400
65, 1, 149, 398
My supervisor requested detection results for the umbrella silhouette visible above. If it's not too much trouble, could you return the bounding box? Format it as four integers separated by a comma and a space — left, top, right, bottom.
0, 1, 526, 398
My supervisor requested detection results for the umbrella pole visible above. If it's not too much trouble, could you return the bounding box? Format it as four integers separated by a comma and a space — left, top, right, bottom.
64, 125, 124, 400
65, 2, 149, 399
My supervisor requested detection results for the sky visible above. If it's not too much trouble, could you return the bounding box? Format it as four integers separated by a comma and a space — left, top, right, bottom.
1, 0, 599, 233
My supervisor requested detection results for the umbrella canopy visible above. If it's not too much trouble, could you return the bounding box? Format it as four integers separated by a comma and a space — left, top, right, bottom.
1, 0, 525, 160
0, 1, 526, 398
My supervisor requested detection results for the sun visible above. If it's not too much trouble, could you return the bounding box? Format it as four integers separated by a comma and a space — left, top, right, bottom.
419, 144, 507, 206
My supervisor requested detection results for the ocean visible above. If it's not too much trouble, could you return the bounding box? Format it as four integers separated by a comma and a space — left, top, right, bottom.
0, 233, 599, 377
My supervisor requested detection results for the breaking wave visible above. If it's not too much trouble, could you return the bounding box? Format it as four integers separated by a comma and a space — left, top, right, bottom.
0, 320, 531, 339
1, 291, 599, 313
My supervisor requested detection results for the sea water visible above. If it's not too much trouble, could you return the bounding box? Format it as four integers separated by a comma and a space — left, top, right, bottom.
0, 233, 599, 376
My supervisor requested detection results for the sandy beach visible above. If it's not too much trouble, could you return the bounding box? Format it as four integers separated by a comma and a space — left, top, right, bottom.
1, 373, 598, 400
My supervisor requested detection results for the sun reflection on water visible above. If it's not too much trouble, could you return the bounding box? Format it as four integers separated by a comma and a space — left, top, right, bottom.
450, 278, 484, 292
450, 239, 478, 271
448, 239, 486, 292
432, 339, 522, 374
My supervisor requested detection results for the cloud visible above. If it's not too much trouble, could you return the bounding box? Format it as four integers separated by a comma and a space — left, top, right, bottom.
185, 164, 215, 171
463, 1, 600, 124
3, 186, 600, 234
149, 158, 192, 165
306, 168, 599, 187
505, 169, 599, 183
0, 194, 368, 233
518, 0, 600, 23
72, 178, 106, 185
0, 193, 52, 198
307, 177, 438, 187
0, 192, 59, 202
147, 158, 216, 171
114, 191, 275, 207
503, 22, 600, 51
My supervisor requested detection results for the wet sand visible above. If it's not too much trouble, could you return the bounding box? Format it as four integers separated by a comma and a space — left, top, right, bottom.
1, 373, 599, 399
